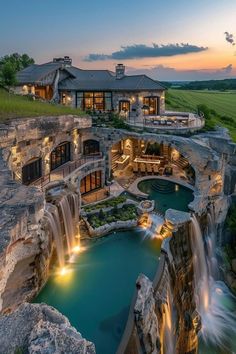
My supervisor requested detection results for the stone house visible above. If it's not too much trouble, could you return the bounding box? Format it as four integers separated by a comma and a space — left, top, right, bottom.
14, 57, 166, 118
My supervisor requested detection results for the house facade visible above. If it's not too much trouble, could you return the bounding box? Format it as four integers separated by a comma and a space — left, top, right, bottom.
15, 57, 166, 117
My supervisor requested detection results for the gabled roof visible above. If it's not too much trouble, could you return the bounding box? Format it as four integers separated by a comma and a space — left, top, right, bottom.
16, 62, 75, 85
17, 61, 165, 91
59, 71, 165, 91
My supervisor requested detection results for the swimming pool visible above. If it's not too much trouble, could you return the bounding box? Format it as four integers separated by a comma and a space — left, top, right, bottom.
138, 178, 194, 213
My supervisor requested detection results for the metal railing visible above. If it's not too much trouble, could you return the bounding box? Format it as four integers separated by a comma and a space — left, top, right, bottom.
30, 153, 103, 189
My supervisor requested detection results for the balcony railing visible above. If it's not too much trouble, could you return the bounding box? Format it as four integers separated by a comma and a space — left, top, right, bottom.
30, 153, 103, 189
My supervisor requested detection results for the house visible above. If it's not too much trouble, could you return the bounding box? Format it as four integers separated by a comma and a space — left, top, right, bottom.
15, 56, 166, 117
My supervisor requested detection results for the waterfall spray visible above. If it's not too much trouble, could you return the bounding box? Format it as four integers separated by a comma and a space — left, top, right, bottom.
142, 213, 164, 239
162, 279, 175, 354
190, 214, 236, 349
59, 194, 76, 254
44, 204, 65, 268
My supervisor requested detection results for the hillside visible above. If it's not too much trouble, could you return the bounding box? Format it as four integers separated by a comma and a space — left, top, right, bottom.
0, 89, 83, 122
166, 89, 236, 141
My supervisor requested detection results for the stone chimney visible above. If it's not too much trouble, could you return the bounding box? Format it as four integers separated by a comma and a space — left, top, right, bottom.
53, 56, 72, 66
116, 64, 125, 79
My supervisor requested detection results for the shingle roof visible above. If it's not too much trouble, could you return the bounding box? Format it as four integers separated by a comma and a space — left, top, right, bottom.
16, 63, 60, 84
17, 61, 165, 91
59, 71, 165, 91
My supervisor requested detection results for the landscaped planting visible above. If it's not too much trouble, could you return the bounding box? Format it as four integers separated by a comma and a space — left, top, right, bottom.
88, 204, 137, 228
83, 195, 127, 213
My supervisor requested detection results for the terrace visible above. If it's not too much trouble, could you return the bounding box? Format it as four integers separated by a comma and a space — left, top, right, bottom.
126, 110, 205, 132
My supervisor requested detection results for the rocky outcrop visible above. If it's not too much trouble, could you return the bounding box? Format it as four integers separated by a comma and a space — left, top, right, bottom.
0, 150, 50, 314
0, 303, 95, 354
134, 275, 160, 354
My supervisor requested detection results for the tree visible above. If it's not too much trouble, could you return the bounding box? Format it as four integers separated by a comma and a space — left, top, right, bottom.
0, 53, 34, 88
1, 62, 17, 88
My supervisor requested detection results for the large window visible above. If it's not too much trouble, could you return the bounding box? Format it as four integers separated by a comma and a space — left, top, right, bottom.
50, 142, 71, 171
76, 92, 112, 112
22, 158, 42, 185
143, 97, 159, 115
83, 140, 100, 156
80, 170, 102, 195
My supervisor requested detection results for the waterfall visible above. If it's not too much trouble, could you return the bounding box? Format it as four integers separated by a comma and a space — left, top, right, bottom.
190, 215, 210, 312
162, 281, 175, 354
44, 204, 65, 268
190, 214, 236, 349
143, 213, 164, 239
206, 209, 218, 279
59, 194, 76, 254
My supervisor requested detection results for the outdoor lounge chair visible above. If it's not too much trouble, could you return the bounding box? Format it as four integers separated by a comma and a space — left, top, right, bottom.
140, 163, 146, 175
153, 164, 159, 174
147, 164, 152, 174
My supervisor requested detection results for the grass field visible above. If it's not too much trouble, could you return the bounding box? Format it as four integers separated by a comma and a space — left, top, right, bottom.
166, 89, 236, 141
0, 88, 83, 122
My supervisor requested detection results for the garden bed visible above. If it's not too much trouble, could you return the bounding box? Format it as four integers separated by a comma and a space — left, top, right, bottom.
84, 204, 139, 237
83, 195, 127, 212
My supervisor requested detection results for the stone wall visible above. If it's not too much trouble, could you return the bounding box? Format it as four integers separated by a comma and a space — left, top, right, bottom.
0, 115, 91, 181
0, 150, 47, 313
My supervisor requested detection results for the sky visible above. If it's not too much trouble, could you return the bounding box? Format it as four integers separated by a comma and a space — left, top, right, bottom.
0, 0, 236, 81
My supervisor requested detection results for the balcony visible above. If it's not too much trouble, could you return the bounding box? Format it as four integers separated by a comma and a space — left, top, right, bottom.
30, 154, 104, 189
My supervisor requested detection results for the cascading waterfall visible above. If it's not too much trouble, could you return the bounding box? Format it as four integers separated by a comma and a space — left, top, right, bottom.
190, 213, 236, 350
143, 213, 164, 239
162, 276, 175, 354
59, 194, 77, 254
44, 204, 65, 269
206, 208, 218, 279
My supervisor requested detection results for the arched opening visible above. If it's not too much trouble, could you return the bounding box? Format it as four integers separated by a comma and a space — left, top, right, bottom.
22, 157, 42, 185
80, 170, 102, 195
50, 141, 71, 171
110, 138, 196, 188
83, 139, 100, 156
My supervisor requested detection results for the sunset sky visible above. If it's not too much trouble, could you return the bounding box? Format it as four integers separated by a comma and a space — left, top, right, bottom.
1, 0, 236, 80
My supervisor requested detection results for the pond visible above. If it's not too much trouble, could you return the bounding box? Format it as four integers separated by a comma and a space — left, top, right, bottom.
35, 230, 161, 354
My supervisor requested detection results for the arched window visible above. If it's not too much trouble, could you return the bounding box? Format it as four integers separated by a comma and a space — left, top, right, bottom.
50, 142, 71, 171
22, 157, 42, 185
83, 140, 100, 156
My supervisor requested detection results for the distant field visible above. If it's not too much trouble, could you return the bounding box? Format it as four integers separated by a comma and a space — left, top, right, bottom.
0, 88, 83, 122
166, 89, 236, 141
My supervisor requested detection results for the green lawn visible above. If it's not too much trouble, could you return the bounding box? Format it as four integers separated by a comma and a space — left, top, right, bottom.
166, 89, 236, 141
0, 88, 83, 122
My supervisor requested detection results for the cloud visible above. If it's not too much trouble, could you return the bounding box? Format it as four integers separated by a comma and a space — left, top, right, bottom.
224, 32, 235, 46
84, 43, 208, 61
127, 64, 235, 81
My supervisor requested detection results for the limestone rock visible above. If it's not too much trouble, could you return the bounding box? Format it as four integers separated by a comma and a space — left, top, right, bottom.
134, 274, 160, 354
0, 302, 95, 354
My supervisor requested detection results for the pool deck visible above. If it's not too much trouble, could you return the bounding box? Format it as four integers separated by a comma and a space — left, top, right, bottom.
128, 175, 195, 198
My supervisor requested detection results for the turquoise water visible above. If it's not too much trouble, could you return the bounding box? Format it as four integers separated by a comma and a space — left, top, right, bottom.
35, 180, 193, 353
35, 230, 161, 354
138, 179, 194, 212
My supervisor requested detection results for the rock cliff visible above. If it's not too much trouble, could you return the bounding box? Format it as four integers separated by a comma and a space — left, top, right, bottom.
0, 303, 95, 354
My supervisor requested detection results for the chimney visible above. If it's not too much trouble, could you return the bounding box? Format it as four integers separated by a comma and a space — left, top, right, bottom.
116, 64, 125, 79
53, 56, 72, 66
